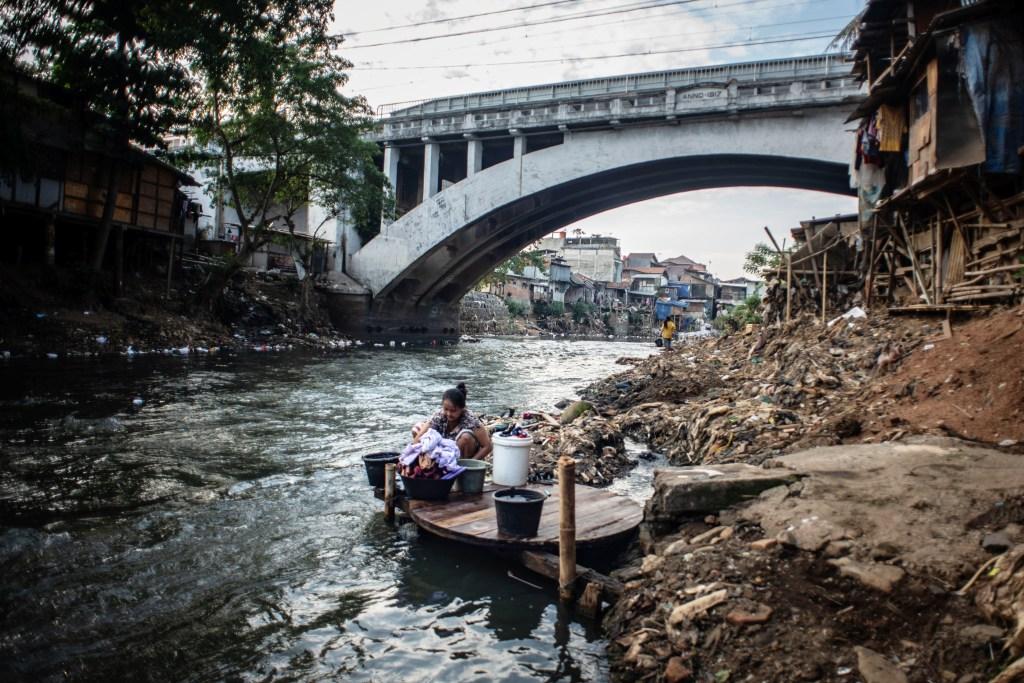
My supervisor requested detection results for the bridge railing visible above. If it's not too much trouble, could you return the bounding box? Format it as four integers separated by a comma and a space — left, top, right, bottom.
375, 53, 852, 119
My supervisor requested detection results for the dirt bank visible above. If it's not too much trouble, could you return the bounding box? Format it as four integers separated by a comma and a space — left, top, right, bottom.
0, 264, 350, 359
567, 305, 1024, 681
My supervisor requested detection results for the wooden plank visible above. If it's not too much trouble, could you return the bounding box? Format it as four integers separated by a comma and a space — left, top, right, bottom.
520, 550, 624, 601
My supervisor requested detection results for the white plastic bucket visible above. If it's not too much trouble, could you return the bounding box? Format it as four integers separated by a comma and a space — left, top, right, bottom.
491, 434, 532, 486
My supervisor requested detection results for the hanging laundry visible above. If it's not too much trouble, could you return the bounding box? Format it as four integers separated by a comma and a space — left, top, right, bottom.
876, 104, 906, 152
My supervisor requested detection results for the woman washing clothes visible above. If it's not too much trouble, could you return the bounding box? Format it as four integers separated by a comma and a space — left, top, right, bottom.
413, 382, 493, 460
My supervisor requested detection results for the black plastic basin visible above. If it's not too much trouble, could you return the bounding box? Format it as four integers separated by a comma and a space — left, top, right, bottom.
400, 474, 456, 501
494, 488, 548, 537
362, 452, 400, 487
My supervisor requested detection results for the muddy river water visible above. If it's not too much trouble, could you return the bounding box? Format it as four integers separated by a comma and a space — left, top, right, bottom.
0, 338, 658, 682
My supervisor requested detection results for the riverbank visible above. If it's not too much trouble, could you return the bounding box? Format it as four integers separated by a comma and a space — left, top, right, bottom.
565, 304, 1024, 682
0, 264, 352, 359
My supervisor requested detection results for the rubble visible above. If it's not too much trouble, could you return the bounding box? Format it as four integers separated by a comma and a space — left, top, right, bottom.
584, 311, 936, 466
604, 439, 1024, 683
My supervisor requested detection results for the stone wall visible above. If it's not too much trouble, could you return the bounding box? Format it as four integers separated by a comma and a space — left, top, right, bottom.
460, 292, 515, 335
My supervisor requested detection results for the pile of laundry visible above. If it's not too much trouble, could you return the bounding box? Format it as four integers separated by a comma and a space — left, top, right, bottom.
399, 428, 464, 479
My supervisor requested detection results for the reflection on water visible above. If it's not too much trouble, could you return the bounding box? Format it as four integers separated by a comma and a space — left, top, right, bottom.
0, 339, 655, 681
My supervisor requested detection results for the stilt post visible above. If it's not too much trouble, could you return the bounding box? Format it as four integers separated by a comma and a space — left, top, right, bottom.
45, 213, 56, 266
558, 456, 576, 602
785, 252, 793, 324
165, 239, 175, 299
384, 463, 396, 521
821, 250, 828, 324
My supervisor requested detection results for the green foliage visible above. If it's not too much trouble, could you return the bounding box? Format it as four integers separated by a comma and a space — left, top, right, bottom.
571, 300, 596, 323
713, 294, 763, 333
479, 250, 547, 288
533, 300, 564, 318
177, 1, 384, 256
743, 242, 783, 277
505, 299, 528, 317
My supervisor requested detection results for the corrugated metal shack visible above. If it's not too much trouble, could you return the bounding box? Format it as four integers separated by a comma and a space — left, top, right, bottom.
849, 0, 1024, 311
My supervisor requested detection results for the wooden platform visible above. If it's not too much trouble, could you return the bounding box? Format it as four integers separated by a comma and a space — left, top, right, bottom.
395, 482, 643, 550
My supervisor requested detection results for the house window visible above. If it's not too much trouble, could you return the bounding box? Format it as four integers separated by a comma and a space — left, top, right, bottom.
910, 77, 929, 122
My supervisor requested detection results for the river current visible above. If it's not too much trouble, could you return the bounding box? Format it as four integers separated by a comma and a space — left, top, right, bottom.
0, 338, 657, 682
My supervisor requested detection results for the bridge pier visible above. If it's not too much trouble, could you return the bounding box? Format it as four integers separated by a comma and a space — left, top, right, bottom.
322, 289, 462, 345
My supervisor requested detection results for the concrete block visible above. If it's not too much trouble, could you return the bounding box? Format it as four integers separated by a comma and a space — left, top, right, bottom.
645, 465, 800, 522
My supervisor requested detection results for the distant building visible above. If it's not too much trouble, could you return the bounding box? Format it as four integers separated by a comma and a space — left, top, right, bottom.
661, 253, 708, 281
624, 266, 668, 296
722, 276, 764, 301
490, 264, 548, 305
538, 232, 623, 282
624, 252, 659, 270
548, 257, 572, 303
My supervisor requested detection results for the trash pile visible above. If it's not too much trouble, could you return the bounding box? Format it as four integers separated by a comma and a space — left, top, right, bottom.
398, 429, 464, 480
583, 311, 936, 466
480, 403, 634, 487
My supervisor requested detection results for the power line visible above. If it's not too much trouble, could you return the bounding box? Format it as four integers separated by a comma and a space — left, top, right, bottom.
351, 32, 843, 70
433, 13, 854, 56
340, 0, 707, 49
343, 0, 594, 36
485, 0, 835, 45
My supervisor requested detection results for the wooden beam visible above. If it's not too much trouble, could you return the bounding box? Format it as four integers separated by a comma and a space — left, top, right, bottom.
519, 550, 624, 602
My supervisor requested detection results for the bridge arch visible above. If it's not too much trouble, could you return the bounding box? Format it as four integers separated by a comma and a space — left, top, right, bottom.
350, 106, 856, 312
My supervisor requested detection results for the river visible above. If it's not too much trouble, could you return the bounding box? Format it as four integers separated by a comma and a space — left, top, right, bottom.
0, 338, 658, 682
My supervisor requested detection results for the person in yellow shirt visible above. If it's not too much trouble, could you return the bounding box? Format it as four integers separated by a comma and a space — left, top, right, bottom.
660, 318, 676, 350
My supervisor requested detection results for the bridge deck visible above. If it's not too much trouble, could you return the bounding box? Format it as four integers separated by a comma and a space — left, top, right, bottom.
394, 482, 642, 550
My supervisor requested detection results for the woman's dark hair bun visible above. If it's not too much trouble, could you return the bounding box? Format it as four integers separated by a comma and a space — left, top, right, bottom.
443, 383, 469, 409
456, 382, 467, 397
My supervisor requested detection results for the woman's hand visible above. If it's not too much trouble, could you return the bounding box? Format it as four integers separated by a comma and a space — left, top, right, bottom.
474, 425, 493, 459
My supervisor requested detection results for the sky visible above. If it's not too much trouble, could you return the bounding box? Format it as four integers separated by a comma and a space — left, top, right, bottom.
333, 0, 864, 280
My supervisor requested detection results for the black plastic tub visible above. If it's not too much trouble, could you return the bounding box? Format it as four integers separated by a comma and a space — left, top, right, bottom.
362, 452, 400, 487
494, 488, 548, 537
400, 474, 456, 501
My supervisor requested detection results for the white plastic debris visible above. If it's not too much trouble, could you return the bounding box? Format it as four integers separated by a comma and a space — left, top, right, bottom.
922, 343, 935, 351
132, 397, 144, 408
827, 306, 867, 327
46, 352, 58, 359
95, 336, 108, 345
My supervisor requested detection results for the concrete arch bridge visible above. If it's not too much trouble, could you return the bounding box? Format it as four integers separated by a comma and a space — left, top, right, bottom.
333, 54, 864, 342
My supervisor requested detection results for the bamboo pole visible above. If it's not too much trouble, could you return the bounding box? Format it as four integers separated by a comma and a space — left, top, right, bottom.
384, 463, 396, 521
821, 250, 828, 324
802, 224, 822, 291
865, 215, 878, 308
166, 240, 175, 299
558, 456, 576, 602
897, 213, 932, 305
785, 252, 792, 324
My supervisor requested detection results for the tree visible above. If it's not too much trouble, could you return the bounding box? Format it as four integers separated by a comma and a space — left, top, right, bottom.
743, 242, 785, 277
478, 249, 547, 288
168, 0, 386, 309
713, 294, 763, 333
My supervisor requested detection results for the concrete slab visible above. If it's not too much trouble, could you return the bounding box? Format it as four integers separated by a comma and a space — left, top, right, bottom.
645, 464, 800, 523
